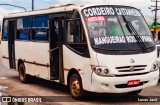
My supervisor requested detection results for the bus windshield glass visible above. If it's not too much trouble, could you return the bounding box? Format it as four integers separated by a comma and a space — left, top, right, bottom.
82, 6, 154, 50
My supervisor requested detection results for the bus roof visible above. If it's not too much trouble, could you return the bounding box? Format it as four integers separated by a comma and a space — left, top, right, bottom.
4, 4, 78, 19
3, 3, 136, 19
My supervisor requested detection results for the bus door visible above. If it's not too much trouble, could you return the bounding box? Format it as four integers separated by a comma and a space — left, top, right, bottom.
8, 20, 16, 69
49, 14, 64, 82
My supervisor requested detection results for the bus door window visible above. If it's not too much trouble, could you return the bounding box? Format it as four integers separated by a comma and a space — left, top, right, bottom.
51, 18, 59, 45
51, 17, 64, 44
54, 19, 59, 35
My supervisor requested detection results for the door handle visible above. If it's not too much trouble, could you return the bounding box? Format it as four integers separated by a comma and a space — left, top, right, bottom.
48, 47, 59, 52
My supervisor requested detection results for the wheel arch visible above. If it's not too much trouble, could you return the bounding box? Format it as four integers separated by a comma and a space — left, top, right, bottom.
67, 68, 83, 89
17, 59, 24, 71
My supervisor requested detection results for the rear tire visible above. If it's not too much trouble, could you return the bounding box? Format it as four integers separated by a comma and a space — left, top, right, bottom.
69, 74, 84, 99
128, 89, 142, 95
18, 63, 29, 83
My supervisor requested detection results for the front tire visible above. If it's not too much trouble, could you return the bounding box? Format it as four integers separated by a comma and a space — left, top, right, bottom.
69, 74, 84, 99
18, 63, 29, 83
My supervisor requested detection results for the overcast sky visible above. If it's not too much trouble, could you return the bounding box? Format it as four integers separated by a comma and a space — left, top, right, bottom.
0, 0, 159, 24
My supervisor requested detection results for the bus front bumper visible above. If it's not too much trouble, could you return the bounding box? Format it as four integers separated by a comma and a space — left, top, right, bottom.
91, 70, 159, 93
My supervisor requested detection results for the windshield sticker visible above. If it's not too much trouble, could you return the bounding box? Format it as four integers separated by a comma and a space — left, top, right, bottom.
139, 36, 153, 42
83, 6, 141, 17
94, 36, 126, 45
126, 36, 152, 43
86, 16, 106, 22
115, 8, 141, 16
83, 7, 115, 17
93, 36, 153, 45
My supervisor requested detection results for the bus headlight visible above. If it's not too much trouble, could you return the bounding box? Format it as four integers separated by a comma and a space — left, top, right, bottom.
151, 62, 159, 72
91, 65, 115, 77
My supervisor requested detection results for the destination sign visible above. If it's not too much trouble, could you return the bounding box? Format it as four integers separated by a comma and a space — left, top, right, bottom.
83, 6, 141, 17
93, 36, 153, 45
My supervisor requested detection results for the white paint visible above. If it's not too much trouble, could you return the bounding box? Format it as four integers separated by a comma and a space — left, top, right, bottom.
15, 41, 50, 79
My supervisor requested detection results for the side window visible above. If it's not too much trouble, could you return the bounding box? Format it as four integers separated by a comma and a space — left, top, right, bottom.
17, 17, 31, 40
32, 15, 49, 41
67, 14, 85, 43
2, 20, 8, 40
66, 13, 88, 55
67, 20, 74, 42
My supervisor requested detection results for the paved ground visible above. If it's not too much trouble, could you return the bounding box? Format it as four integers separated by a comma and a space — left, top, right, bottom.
0, 62, 160, 105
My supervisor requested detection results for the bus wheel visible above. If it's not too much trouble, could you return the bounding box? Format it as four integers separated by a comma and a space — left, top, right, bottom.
18, 63, 29, 83
128, 89, 142, 95
69, 74, 83, 99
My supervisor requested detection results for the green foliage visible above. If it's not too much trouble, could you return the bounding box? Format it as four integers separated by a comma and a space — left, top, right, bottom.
149, 25, 160, 29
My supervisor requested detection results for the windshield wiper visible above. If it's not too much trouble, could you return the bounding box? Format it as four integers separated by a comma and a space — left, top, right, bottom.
122, 15, 147, 51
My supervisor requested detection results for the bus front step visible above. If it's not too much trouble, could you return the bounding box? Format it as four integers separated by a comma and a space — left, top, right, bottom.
50, 77, 59, 80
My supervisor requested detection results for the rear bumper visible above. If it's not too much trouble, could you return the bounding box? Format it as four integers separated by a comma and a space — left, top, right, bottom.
91, 70, 159, 93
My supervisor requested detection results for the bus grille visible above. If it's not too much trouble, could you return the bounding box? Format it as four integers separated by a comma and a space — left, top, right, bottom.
115, 65, 147, 73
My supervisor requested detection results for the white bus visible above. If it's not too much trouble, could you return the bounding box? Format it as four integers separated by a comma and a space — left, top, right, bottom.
1, 4, 159, 99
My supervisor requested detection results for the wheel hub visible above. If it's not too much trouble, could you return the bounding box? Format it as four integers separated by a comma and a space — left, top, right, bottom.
71, 79, 80, 96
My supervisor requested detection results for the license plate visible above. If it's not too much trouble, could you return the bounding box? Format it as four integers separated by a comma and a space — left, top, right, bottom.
127, 80, 140, 86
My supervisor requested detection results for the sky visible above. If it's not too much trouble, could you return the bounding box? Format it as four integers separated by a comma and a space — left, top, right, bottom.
0, 0, 159, 24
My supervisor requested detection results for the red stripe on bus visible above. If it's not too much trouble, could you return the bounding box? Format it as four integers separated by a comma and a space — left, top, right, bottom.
2, 56, 50, 68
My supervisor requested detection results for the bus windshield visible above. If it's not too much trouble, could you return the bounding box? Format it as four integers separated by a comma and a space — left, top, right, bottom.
82, 6, 154, 51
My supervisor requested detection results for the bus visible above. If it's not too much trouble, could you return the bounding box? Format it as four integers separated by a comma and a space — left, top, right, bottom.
1, 4, 159, 99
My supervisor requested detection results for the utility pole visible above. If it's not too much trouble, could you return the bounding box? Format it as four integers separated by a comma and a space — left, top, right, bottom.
32, 0, 34, 11
150, 0, 160, 39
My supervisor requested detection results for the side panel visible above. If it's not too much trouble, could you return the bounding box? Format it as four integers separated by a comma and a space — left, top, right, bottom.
1, 41, 9, 68
63, 45, 94, 91
15, 41, 50, 79
62, 11, 99, 91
